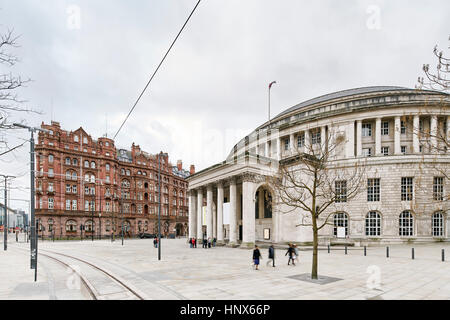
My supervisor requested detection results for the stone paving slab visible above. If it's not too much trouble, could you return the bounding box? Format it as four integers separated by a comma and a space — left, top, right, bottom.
1, 237, 450, 300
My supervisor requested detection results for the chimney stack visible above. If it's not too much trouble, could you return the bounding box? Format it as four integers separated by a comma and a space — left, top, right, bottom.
177, 160, 182, 171
190, 165, 195, 175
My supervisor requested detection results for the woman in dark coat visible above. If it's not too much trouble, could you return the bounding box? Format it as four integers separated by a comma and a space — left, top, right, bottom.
285, 243, 295, 266
253, 245, 262, 270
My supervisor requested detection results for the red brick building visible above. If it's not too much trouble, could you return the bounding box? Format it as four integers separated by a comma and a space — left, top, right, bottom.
35, 121, 194, 239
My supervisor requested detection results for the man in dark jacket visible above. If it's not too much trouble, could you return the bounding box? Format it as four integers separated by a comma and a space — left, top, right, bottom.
266, 245, 275, 267
285, 243, 295, 266
253, 245, 262, 270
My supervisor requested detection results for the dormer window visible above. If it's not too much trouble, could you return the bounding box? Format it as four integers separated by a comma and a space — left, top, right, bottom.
83, 137, 88, 144
74, 135, 79, 142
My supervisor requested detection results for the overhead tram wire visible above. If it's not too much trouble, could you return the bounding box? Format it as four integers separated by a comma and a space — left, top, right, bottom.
113, 0, 202, 140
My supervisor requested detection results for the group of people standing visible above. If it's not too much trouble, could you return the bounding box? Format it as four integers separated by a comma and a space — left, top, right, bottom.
252, 243, 299, 270
188, 237, 217, 248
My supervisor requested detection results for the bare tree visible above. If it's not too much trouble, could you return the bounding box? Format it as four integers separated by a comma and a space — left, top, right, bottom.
414, 38, 450, 203
0, 27, 37, 157
269, 127, 366, 279
417, 36, 450, 93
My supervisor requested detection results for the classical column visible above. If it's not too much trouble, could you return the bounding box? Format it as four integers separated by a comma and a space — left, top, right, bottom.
258, 189, 264, 219
413, 115, 420, 153
346, 121, 355, 158
290, 133, 295, 154
197, 189, 203, 241
277, 136, 282, 160
394, 116, 401, 155
321, 126, 326, 146
241, 175, 255, 248
229, 179, 237, 245
206, 185, 213, 240
265, 141, 269, 158
375, 118, 381, 156
356, 120, 362, 157
188, 191, 197, 239
217, 182, 224, 242
430, 115, 438, 152
447, 116, 450, 154
212, 200, 217, 239
304, 129, 310, 152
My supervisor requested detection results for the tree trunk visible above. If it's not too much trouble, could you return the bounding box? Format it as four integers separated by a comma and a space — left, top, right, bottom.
311, 219, 318, 280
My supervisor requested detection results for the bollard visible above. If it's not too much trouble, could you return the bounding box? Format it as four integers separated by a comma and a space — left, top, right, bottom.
364, 246, 367, 256
386, 246, 389, 258
345, 245, 347, 255
328, 244, 330, 253
412, 248, 415, 260
442, 249, 445, 262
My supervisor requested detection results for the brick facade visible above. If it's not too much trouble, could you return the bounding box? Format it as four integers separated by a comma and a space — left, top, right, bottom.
35, 121, 193, 239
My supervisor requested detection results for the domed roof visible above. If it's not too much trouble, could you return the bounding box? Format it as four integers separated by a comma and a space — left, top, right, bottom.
273, 86, 443, 120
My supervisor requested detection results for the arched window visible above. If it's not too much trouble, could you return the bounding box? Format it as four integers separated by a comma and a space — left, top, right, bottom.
48, 218, 54, 232
84, 160, 89, 168
432, 211, 444, 237
48, 154, 54, 163
106, 164, 110, 172
65, 157, 71, 165
399, 211, 414, 236
66, 220, 77, 232
334, 213, 348, 237
126, 169, 130, 176
365, 211, 381, 236
91, 161, 96, 169
85, 220, 95, 232
137, 171, 142, 175
73, 158, 78, 166
121, 168, 125, 175
84, 174, 89, 182
66, 171, 72, 180
72, 172, 77, 181
138, 221, 142, 232
90, 174, 96, 183
144, 221, 148, 231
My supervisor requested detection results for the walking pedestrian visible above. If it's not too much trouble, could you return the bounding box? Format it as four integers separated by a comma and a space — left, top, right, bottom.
253, 245, 262, 270
193, 238, 197, 248
208, 237, 211, 248
266, 245, 275, 267
213, 237, 216, 247
293, 244, 299, 263
203, 238, 207, 249
189, 238, 193, 248
285, 243, 295, 266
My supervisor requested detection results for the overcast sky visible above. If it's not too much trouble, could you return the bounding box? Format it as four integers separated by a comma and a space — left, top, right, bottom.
1, 0, 449, 211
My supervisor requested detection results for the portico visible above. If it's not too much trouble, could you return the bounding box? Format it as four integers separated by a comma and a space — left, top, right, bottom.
187, 157, 278, 248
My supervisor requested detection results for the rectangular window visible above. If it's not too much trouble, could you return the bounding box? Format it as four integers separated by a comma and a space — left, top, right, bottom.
335, 180, 347, 203
72, 200, 77, 210
433, 177, 444, 201
401, 121, 406, 134
362, 123, 372, 137
85, 186, 89, 195
367, 178, 380, 202
401, 146, 407, 155
401, 177, 413, 201
66, 184, 71, 193
381, 121, 389, 135
311, 129, 321, 145
362, 148, 372, 157
85, 200, 89, 211
48, 198, 54, 209
72, 185, 77, 193
48, 168, 54, 178
381, 146, 389, 156
284, 138, 290, 151
297, 133, 305, 148
66, 200, 71, 210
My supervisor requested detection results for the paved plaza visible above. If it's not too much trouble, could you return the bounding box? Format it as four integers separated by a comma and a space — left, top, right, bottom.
1, 235, 449, 300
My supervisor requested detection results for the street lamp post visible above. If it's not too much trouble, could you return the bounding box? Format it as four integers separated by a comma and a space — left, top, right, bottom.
268, 81, 277, 125
1, 174, 16, 251
158, 151, 162, 261
13, 123, 50, 277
